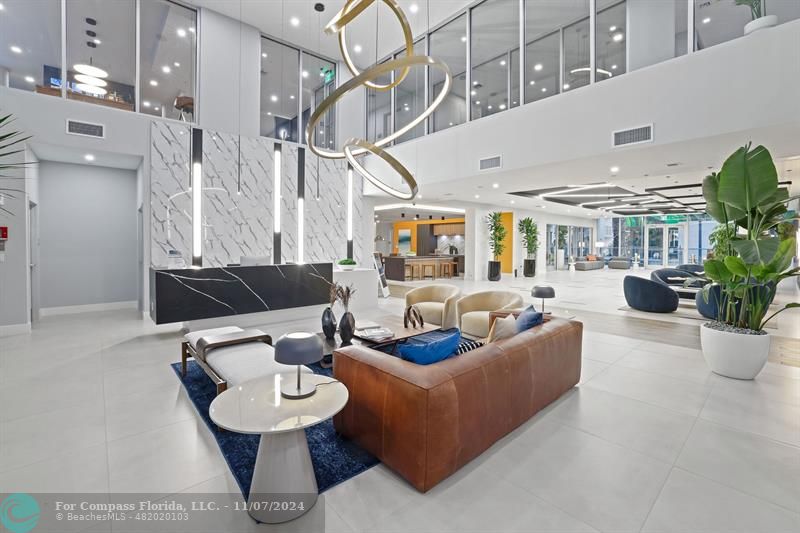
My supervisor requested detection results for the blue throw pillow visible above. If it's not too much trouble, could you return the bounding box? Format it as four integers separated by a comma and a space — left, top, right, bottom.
397, 328, 462, 365
516, 305, 544, 333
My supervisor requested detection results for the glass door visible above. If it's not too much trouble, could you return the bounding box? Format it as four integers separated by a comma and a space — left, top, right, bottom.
647, 226, 665, 267
666, 225, 685, 266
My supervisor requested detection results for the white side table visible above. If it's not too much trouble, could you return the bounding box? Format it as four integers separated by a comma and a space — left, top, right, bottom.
209, 373, 348, 523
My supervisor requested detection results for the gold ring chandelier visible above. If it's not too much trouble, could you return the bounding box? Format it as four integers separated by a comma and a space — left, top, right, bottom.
305, 0, 452, 200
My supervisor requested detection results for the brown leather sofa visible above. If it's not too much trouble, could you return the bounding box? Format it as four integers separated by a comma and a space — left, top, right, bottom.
333, 317, 582, 492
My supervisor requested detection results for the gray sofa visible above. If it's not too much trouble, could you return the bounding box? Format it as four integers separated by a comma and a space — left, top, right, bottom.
574, 257, 604, 270
609, 257, 632, 269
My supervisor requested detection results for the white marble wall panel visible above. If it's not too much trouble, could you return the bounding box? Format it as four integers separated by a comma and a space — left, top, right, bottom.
202, 131, 243, 267
305, 154, 347, 263
238, 136, 274, 261
351, 171, 366, 266
150, 121, 191, 267
280, 144, 299, 263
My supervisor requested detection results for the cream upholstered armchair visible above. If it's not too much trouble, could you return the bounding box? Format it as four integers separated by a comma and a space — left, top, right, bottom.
405, 285, 462, 330
456, 290, 524, 339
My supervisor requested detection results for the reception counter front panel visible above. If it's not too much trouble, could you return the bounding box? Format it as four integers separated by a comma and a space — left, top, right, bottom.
149, 263, 332, 324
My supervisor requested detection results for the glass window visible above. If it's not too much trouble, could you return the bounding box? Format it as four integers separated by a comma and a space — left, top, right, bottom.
525, 1, 589, 101
625, 0, 687, 71
0, 0, 61, 95
470, 0, 519, 119
366, 60, 391, 143
301, 52, 335, 148
562, 4, 591, 92
429, 13, 466, 133
394, 40, 425, 143
694, 0, 800, 50
260, 38, 299, 142
140, 0, 197, 120
66, 0, 136, 110
595, 0, 626, 81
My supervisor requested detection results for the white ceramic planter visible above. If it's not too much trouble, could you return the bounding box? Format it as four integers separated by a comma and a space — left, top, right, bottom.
700, 323, 770, 379
338, 264, 356, 271
744, 15, 778, 35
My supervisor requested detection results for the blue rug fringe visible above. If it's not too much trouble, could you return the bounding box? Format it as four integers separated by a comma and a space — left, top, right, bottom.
170, 361, 378, 497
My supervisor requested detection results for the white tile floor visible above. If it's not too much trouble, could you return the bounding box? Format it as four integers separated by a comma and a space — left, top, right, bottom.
0, 273, 798, 532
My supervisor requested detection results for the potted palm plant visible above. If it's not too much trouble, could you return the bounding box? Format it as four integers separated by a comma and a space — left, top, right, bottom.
700, 143, 799, 379
518, 217, 539, 277
486, 212, 506, 281
736, 0, 777, 35
0, 113, 31, 217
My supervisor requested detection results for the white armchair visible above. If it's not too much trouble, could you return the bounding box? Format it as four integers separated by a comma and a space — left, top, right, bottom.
405, 284, 462, 330
456, 290, 524, 339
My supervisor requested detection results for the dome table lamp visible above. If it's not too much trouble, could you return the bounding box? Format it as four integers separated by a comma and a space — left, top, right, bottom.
531, 285, 556, 314
274, 332, 323, 399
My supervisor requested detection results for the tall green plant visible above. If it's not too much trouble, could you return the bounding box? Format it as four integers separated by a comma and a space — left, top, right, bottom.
702, 143, 799, 331
517, 217, 539, 259
734, 0, 765, 20
0, 113, 31, 217
708, 223, 736, 259
486, 212, 507, 261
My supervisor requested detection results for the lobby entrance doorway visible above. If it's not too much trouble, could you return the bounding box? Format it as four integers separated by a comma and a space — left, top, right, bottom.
645, 223, 688, 267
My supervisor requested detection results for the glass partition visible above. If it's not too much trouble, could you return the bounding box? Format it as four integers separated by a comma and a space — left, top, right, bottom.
366, 60, 392, 143
470, 0, 520, 119
694, 0, 800, 50
394, 40, 426, 143
562, 8, 591, 92
429, 13, 467, 133
0, 0, 61, 95
140, 0, 197, 120
260, 38, 300, 142
66, 0, 136, 111
626, 0, 687, 71
301, 52, 336, 148
595, 0, 626, 82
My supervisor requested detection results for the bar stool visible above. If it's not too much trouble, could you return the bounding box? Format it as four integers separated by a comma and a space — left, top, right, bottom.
404, 264, 413, 280
410, 262, 423, 280
440, 262, 453, 279
422, 262, 436, 280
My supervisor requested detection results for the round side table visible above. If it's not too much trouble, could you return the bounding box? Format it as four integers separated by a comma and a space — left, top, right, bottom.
209, 373, 348, 523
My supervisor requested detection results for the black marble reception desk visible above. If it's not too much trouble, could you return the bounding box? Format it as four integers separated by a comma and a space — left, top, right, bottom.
149, 263, 333, 324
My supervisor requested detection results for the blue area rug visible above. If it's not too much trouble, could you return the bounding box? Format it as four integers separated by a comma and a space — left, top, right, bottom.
170, 361, 378, 497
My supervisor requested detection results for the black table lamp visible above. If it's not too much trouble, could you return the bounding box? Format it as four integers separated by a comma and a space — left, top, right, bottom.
531, 285, 555, 314
274, 332, 323, 399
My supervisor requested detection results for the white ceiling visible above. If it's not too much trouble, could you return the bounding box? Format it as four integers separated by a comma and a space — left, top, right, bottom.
30, 142, 143, 170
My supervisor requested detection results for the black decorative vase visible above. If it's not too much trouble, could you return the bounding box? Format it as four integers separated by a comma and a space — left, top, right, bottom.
321, 307, 337, 340
488, 260, 502, 281
339, 311, 355, 345
523, 258, 536, 278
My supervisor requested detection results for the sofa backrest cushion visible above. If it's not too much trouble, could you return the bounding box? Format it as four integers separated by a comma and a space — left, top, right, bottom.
516, 306, 544, 332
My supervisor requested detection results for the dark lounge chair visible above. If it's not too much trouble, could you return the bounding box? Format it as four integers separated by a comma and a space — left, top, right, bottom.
624, 276, 679, 313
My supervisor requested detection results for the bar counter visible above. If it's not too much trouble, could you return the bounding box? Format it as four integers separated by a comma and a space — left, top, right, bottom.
384, 255, 464, 281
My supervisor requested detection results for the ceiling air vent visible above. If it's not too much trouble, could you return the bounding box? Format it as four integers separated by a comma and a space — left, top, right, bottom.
66, 119, 105, 139
479, 155, 502, 171
612, 124, 652, 147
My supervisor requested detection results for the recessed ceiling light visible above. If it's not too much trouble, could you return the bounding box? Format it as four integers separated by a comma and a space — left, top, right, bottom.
499, 104, 506, 110
563, 83, 570, 90
613, 33, 624, 42
290, 16, 300, 27
702, 17, 711, 24
174, 62, 180, 67
610, 166, 619, 173
84, 154, 95, 162
500, 60, 506, 66
162, 65, 171, 74
492, 183, 499, 189
473, 80, 478, 86
460, 35, 467, 43
267, 112, 272, 116
290, 94, 295, 99
475, 100, 480, 105
177, 28, 187, 37
409, 3, 419, 14
270, 94, 278, 102
10, 45, 22, 54
488, 105, 493, 109
0, 3, 5, 11
529, 80, 535, 85
470, 89, 477, 96
302, 70, 308, 78
611, 64, 618, 70
474, 194, 480, 199
609, 25, 617, 32
143, 101, 151, 107
149, 79, 158, 86
510, 200, 515, 204
154, 106, 160, 111
189, 27, 195, 33
262, 52, 268, 58
93, 38, 101, 45
24, 76, 34, 84
534, 63, 543, 71
541, 87, 547, 92
353, 44, 362, 53
449, 122, 454, 126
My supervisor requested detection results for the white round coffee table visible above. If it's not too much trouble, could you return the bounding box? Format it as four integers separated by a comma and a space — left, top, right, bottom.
209, 373, 348, 523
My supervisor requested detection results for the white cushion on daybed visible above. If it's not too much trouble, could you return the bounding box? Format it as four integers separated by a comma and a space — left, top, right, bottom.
205, 342, 312, 387
184, 326, 244, 350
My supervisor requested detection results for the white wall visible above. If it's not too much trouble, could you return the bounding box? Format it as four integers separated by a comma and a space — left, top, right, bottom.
38, 162, 138, 310
0, 148, 30, 334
